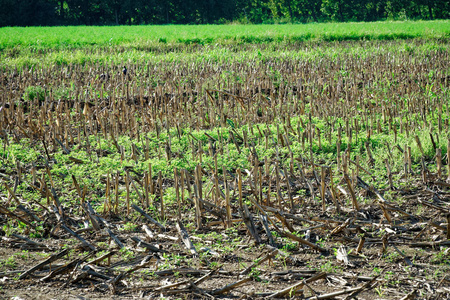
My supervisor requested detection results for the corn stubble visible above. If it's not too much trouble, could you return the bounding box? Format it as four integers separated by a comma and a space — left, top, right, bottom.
1, 38, 450, 298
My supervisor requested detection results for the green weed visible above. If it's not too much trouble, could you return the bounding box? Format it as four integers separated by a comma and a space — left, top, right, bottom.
23, 86, 46, 102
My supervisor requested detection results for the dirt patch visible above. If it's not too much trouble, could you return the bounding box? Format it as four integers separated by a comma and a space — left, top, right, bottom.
1, 177, 450, 299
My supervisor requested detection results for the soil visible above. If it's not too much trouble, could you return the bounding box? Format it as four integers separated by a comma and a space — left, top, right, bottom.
1, 175, 450, 300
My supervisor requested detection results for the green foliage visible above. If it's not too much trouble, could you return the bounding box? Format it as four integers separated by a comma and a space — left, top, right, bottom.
2, 0, 450, 27
1, 21, 449, 54
431, 248, 450, 265
23, 86, 46, 102
121, 222, 139, 232
320, 260, 341, 273
119, 248, 135, 261
1, 256, 17, 269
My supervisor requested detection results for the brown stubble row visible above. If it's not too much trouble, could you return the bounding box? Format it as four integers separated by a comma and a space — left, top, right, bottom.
2, 49, 449, 133
0, 41, 450, 220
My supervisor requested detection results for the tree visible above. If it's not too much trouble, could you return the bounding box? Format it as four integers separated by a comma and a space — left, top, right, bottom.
0, 0, 57, 26
1, 0, 449, 26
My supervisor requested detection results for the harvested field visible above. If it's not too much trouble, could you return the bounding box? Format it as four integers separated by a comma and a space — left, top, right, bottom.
0, 25, 450, 299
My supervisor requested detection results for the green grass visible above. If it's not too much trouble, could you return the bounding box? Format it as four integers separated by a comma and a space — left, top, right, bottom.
1, 20, 449, 51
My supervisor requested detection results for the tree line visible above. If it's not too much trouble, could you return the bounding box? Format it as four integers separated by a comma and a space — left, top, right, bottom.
1, 0, 449, 27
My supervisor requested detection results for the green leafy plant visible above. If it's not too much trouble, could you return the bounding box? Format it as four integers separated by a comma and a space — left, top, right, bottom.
23, 86, 46, 102
119, 248, 135, 261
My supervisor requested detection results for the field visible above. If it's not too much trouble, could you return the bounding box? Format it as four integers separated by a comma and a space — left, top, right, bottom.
1, 21, 449, 49
1, 21, 450, 299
